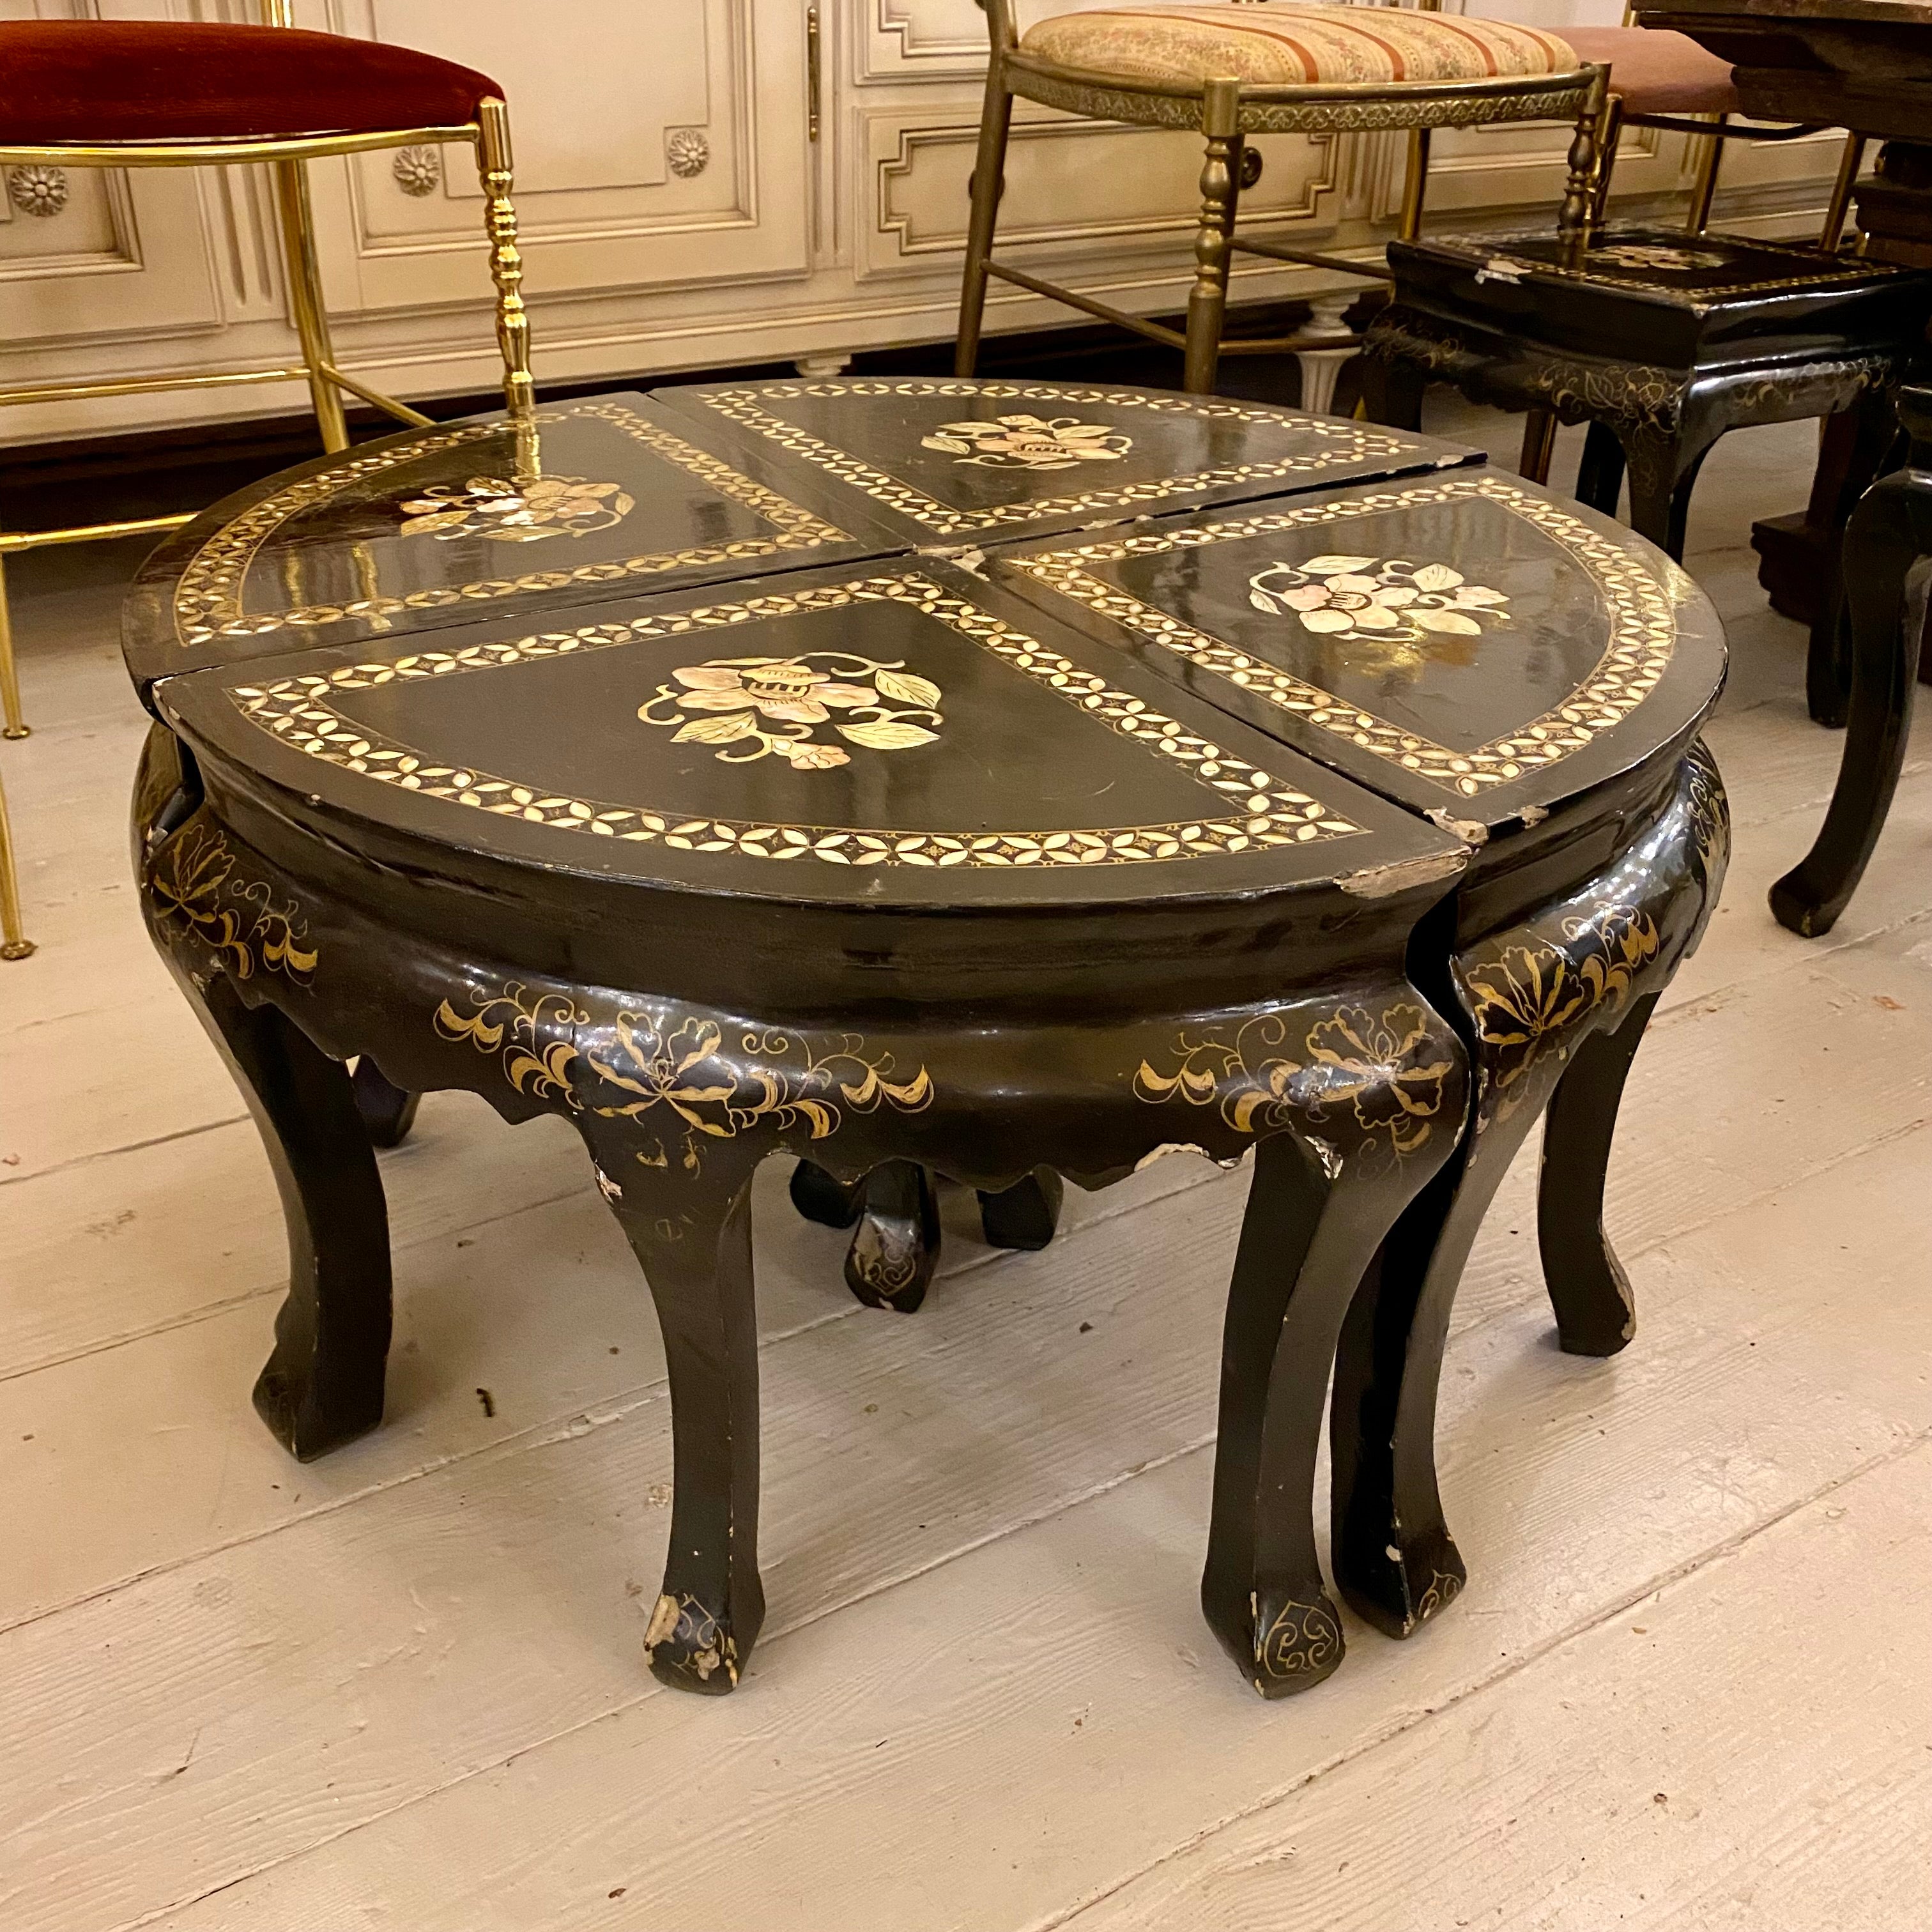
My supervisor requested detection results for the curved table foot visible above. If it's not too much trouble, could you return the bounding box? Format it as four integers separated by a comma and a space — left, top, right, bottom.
792, 1158, 941, 1312
589, 1139, 766, 1695
1204, 1119, 1462, 1698
1772, 394, 1932, 937
351, 1058, 422, 1149
1537, 989, 1659, 1357
164, 960, 392, 1461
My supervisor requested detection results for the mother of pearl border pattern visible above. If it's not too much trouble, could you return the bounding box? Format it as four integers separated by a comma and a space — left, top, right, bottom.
171, 401, 854, 651
1003, 474, 1684, 797
224, 572, 1367, 870
696, 381, 1434, 540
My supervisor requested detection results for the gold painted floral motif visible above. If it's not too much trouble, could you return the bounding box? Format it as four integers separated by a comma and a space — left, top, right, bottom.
1589, 242, 1727, 275
1255, 1597, 1342, 1683
588, 1013, 933, 1173
397, 473, 636, 543
645, 1592, 736, 1685
921, 414, 1132, 470
1462, 905, 1660, 1122
1415, 1568, 1464, 1621
1133, 1002, 1454, 1159
1246, 555, 1509, 673
638, 652, 942, 770
434, 983, 588, 1107
150, 824, 317, 985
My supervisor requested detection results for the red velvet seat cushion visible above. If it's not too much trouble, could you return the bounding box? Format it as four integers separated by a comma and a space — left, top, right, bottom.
1562, 26, 1738, 117
0, 21, 499, 146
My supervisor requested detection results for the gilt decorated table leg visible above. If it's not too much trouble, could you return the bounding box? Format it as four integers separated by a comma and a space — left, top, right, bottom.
1331, 746, 1729, 1638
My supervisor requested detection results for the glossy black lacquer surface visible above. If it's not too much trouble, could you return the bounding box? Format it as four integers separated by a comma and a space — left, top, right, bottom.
993, 464, 1728, 857
648, 374, 1482, 547
130, 381, 1730, 1705
1390, 226, 1932, 368
122, 392, 910, 705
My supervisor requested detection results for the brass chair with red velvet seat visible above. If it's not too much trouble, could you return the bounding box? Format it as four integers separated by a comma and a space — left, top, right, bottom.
0, 7, 533, 959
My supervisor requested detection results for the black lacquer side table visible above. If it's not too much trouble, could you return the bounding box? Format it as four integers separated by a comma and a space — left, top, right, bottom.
126, 381, 1728, 1698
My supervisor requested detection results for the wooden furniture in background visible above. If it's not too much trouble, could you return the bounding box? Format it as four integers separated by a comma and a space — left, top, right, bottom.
1640, 0, 1932, 934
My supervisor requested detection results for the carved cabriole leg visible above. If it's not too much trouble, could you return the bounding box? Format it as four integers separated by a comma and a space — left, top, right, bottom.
1623, 424, 1722, 564
351, 1059, 421, 1149
843, 1160, 942, 1312
150, 942, 391, 1460
584, 1132, 767, 1694
476, 98, 535, 418
1772, 401, 1932, 937
1333, 750, 1728, 1639
1537, 988, 1661, 1358
955, 54, 1013, 378
1574, 419, 1627, 517
790, 1158, 944, 1311
1361, 351, 1428, 434
1183, 77, 1244, 396
1165, 995, 1467, 1698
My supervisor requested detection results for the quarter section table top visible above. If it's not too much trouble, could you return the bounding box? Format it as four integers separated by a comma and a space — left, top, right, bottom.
126, 378, 1726, 997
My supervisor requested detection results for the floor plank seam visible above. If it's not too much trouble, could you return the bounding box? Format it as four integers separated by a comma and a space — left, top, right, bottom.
1030, 1422, 1932, 1932
0, 1112, 247, 1191
101, 1430, 1223, 1932
0, 1162, 1229, 1639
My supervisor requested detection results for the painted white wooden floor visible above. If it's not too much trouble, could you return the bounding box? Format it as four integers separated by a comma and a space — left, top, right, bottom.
1, 404, 1928, 1932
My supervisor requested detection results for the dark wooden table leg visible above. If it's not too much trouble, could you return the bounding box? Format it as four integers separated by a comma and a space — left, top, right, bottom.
1771, 387, 1932, 937
792, 1158, 942, 1312
589, 1138, 766, 1694
1575, 420, 1626, 516
160, 958, 392, 1460
1360, 351, 1427, 433
1204, 1124, 1457, 1697
977, 1168, 1063, 1250
1537, 989, 1660, 1358
351, 1057, 421, 1149
1623, 424, 1721, 564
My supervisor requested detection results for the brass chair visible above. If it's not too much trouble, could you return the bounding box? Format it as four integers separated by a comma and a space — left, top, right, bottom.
0, 6, 534, 960
956, 1, 1607, 397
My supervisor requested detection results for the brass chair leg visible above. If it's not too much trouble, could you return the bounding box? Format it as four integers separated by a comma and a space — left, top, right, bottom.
1398, 127, 1431, 244
0, 765, 33, 960
1520, 408, 1558, 484
1821, 133, 1867, 250
1183, 77, 1244, 396
0, 555, 26, 740
1686, 111, 1726, 234
271, 157, 350, 454
1560, 66, 1611, 256
1591, 96, 1625, 230
477, 98, 535, 417
956, 57, 1015, 377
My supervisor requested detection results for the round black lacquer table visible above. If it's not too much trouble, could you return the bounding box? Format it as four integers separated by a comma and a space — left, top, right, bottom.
125, 378, 1728, 1699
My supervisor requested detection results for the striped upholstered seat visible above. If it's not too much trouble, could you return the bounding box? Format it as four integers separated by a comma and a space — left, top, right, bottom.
1018, 4, 1577, 88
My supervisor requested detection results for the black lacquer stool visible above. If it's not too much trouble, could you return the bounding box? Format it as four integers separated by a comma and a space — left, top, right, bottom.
127, 381, 1728, 1700
1362, 226, 1932, 641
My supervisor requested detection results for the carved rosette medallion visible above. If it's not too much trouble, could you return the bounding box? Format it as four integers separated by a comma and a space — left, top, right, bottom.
6, 165, 68, 217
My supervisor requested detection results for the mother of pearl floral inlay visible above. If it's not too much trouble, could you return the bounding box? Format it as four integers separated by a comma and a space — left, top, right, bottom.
1247, 555, 1510, 645
921, 415, 1132, 471
638, 654, 944, 770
